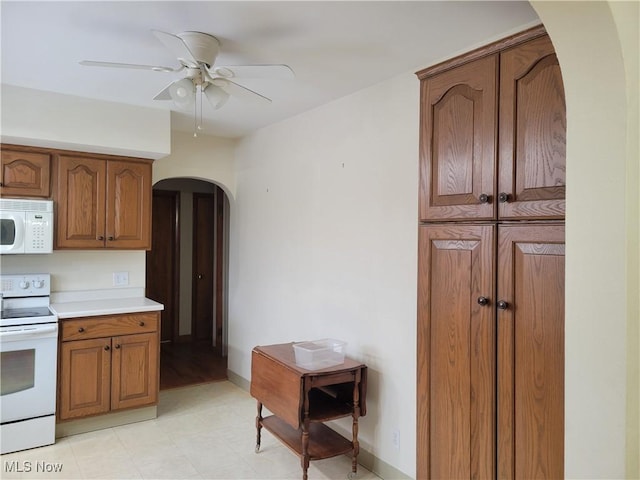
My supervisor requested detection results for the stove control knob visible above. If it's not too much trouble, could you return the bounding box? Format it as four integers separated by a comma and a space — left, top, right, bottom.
32, 280, 45, 289
19, 280, 30, 289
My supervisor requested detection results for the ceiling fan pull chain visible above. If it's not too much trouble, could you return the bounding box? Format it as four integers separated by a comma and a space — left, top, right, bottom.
193, 87, 198, 137
199, 84, 203, 132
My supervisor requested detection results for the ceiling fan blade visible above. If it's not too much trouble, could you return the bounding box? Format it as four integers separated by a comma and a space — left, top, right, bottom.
79, 60, 179, 72
210, 78, 272, 104
153, 82, 174, 101
210, 64, 294, 80
151, 29, 199, 67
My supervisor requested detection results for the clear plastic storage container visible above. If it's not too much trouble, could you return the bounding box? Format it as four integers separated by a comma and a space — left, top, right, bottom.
292, 339, 346, 370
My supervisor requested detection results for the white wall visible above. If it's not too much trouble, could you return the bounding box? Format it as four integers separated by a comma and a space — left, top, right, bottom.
229, 72, 419, 475
153, 130, 237, 199
0, 250, 146, 294
532, 2, 639, 478
1, 85, 170, 159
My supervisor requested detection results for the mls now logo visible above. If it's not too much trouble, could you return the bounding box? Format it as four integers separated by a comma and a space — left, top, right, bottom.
4, 460, 63, 473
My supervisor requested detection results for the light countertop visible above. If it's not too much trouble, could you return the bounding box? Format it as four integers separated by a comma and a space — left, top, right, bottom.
50, 297, 164, 319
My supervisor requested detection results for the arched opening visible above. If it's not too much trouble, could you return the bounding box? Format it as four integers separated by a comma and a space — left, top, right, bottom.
145, 177, 230, 389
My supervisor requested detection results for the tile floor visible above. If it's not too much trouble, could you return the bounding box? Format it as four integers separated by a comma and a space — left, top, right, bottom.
1, 381, 381, 480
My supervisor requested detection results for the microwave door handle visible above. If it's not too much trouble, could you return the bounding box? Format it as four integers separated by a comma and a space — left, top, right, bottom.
12, 214, 26, 251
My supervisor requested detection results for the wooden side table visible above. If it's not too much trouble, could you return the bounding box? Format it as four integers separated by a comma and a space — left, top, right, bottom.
250, 343, 367, 480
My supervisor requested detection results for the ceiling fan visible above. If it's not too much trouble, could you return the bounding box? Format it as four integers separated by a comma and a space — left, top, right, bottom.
80, 29, 294, 111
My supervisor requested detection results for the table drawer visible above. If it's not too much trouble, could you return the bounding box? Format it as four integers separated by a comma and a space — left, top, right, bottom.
61, 312, 158, 341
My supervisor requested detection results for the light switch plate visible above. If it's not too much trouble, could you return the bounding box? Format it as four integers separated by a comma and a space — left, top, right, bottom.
113, 271, 129, 286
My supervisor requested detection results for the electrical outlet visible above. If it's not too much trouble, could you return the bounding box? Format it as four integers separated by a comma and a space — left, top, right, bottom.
392, 429, 400, 450
113, 271, 129, 286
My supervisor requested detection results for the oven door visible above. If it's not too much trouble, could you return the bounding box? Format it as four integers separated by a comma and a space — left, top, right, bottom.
0, 211, 25, 254
0, 323, 58, 423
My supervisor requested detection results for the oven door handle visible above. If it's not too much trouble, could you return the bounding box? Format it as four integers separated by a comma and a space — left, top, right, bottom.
0, 324, 58, 341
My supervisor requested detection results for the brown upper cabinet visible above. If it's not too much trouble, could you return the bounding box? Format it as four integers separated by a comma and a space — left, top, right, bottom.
1, 146, 51, 198
54, 154, 152, 250
418, 30, 566, 221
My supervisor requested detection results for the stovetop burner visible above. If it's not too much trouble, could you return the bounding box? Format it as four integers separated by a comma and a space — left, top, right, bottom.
1, 306, 53, 320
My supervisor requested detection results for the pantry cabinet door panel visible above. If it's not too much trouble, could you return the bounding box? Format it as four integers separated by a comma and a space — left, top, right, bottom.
419, 55, 497, 221
417, 224, 495, 479
106, 161, 151, 249
497, 224, 565, 479
54, 155, 106, 248
499, 35, 566, 219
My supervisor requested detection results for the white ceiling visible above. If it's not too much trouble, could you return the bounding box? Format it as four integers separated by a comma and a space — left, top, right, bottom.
1, 1, 539, 138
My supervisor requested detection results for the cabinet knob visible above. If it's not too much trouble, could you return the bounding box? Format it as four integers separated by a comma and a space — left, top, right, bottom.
139, 321, 145, 327
498, 192, 510, 203
114, 344, 120, 349
97, 235, 104, 241
477, 296, 489, 306
197, 274, 203, 279
478, 193, 491, 204
497, 300, 509, 310
104, 345, 110, 351
78, 327, 85, 333
107, 236, 114, 241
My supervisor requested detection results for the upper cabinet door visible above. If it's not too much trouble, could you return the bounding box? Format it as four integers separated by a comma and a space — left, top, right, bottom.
55, 155, 106, 249
1, 148, 51, 198
498, 35, 566, 219
105, 160, 151, 249
419, 55, 497, 221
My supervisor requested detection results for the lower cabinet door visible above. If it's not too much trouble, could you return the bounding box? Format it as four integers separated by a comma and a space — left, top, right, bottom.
111, 332, 159, 410
417, 224, 496, 479
59, 338, 111, 420
497, 223, 565, 479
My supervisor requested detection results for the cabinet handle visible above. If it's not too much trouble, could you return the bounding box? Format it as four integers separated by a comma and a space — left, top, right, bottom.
107, 236, 114, 241
114, 344, 120, 349
498, 192, 510, 203
139, 321, 145, 327
97, 235, 104, 241
78, 327, 85, 333
497, 300, 509, 310
478, 193, 491, 204
104, 345, 110, 351
477, 296, 489, 306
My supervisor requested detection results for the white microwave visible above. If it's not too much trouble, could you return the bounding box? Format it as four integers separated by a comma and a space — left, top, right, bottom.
0, 199, 54, 254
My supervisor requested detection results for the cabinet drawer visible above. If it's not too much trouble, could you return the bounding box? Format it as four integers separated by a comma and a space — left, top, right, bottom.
61, 312, 158, 341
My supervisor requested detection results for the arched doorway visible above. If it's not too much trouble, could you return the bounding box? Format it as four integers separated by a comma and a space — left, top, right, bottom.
145, 177, 229, 389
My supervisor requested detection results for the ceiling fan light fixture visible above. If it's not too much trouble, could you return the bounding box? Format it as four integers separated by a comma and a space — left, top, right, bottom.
204, 84, 230, 110
169, 78, 195, 109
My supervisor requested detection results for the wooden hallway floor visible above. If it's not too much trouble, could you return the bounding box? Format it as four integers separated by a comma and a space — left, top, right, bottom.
159, 341, 228, 390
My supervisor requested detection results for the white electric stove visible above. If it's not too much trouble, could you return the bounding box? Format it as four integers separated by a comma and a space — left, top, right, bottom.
0, 273, 58, 454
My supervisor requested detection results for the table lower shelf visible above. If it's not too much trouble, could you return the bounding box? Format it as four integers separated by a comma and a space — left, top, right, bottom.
261, 415, 354, 460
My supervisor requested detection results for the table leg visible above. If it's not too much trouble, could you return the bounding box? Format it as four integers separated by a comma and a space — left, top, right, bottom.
351, 374, 362, 477
301, 420, 310, 480
255, 401, 263, 453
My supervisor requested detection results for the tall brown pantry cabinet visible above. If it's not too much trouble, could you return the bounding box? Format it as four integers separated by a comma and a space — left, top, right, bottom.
416, 26, 566, 479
